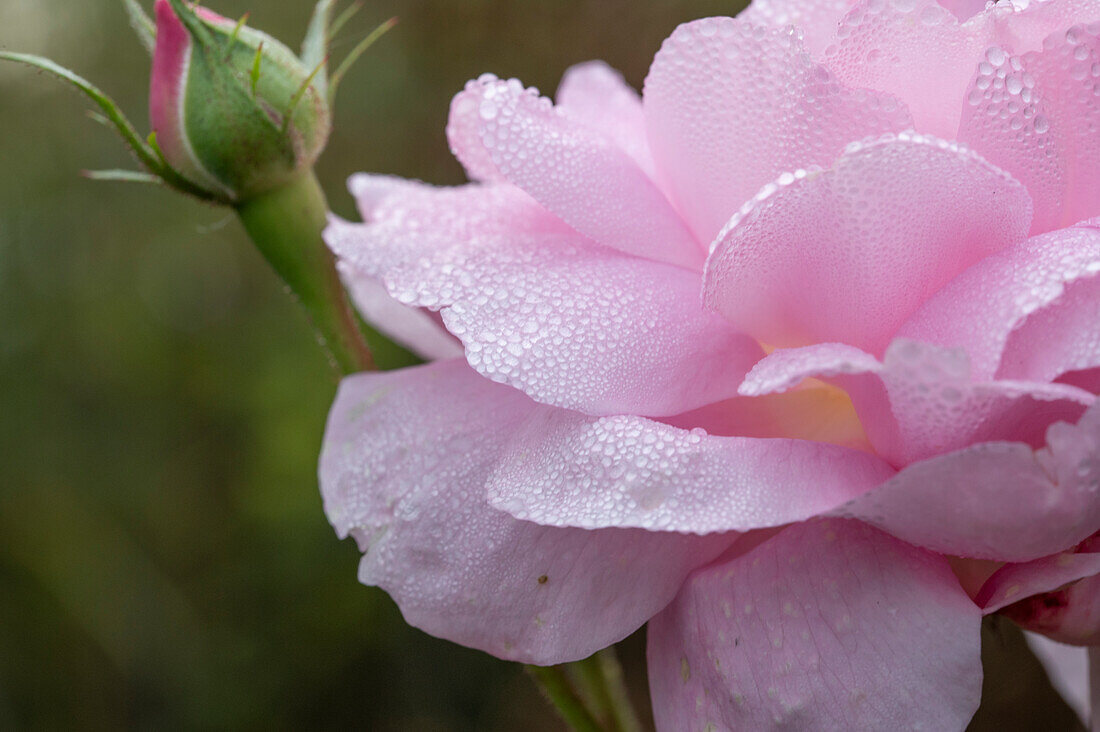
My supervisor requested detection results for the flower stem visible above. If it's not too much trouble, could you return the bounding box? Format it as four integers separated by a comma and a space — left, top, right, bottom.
567, 649, 644, 732
594, 648, 645, 732
529, 647, 644, 731
526, 664, 603, 732
235, 171, 374, 375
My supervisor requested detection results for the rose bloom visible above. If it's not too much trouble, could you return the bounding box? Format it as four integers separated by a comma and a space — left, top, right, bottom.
322, 0, 1100, 728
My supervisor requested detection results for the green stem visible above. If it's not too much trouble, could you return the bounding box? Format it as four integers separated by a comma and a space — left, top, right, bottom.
526, 665, 603, 732
235, 170, 373, 375
567, 650, 643, 732
595, 649, 644, 732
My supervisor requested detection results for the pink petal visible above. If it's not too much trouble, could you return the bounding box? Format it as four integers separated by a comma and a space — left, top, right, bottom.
824, 0, 1099, 137
825, 0, 980, 137
996, 2, 1100, 54
938, 0, 993, 22
446, 77, 506, 183
1001, 274, 1100, 383
1024, 632, 1091, 724
446, 75, 702, 268
647, 519, 982, 732
347, 173, 430, 221
555, 61, 658, 181
320, 360, 733, 665
337, 264, 462, 361
739, 0, 860, 56
839, 403, 1100, 560
900, 222, 1100, 381
958, 47, 1067, 234
339, 175, 464, 360
485, 411, 893, 534
980, 535, 1100, 646
643, 18, 911, 244
325, 184, 763, 417
1000, 574, 1100, 645
976, 547, 1100, 613
149, 0, 231, 198
704, 134, 1032, 354
742, 339, 1093, 466
960, 26, 1100, 234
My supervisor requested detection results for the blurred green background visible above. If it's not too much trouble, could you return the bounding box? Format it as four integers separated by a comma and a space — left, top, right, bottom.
0, 1, 1087, 729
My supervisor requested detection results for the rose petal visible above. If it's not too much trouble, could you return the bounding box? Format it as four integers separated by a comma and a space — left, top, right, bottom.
704, 134, 1032, 354
838, 403, 1100, 561
740, 0, 860, 56
900, 221, 1100, 381
643, 17, 911, 243
1024, 632, 1092, 724
825, 0, 980, 137
338, 264, 462, 361
326, 184, 763, 417
976, 548, 1100, 613
741, 339, 1093, 466
824, 0, 1099, 137
1001, 574, 1100, 645
1001, 274, 1100, 383
960, 25, 1100, 234
938, 0, 992, 22
647, 519, 982, 732
447, 75, 702, 268
347, 173, 431, 221
320, 360, 733, 665
446, 77, 506, 183
486, 410, 893, 534
555, 61, 658, 180
958, 47, 1067, 234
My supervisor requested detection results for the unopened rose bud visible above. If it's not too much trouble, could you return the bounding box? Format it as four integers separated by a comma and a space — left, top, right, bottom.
150, 0, 331, 201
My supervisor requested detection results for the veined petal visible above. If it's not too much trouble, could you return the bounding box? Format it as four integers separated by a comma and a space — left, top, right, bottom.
647, 519, 982, 732
320, 360, 732, 665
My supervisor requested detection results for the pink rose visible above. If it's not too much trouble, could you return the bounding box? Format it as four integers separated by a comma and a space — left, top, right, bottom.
323, 1, 1100, 728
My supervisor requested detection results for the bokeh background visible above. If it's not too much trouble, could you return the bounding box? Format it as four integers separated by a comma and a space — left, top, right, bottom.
0, 1, 1087, 729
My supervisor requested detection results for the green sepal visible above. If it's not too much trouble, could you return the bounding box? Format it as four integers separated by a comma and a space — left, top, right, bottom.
122, 0, 157, 54
301, 0, 335, 98
329, 1, 364, 41
0, 51, 221, 202
0, 52, 158, 169
328, 17, 397, 106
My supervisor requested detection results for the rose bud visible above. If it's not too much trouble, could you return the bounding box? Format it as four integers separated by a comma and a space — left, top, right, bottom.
149, 0, 331, 202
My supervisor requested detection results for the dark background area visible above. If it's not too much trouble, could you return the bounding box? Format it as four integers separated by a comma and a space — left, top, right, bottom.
0, 1, 1085, 729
